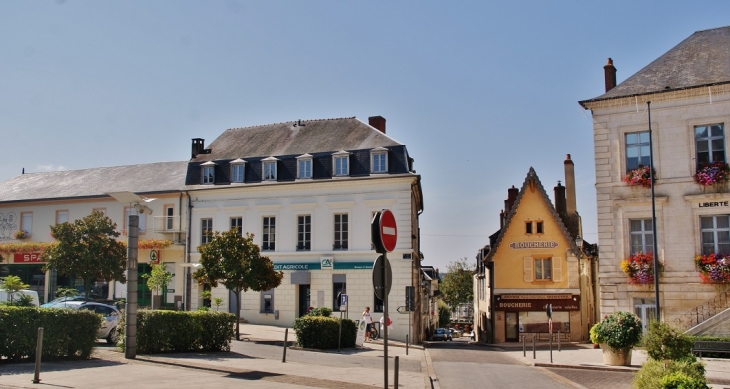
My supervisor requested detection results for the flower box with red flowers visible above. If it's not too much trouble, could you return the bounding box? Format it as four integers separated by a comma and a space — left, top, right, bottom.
695, 253, 730, 283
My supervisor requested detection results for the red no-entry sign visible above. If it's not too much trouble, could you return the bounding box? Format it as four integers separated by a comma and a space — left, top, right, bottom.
372, 209, 397, 253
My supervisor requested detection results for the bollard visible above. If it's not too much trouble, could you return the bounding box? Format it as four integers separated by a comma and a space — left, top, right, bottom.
394, 356, 399, 389
282, 328, 288, 363
532, 335, 535, 359
522, 335, 525, 357
32, 327, 43, 384
550, 334, 553, 363
558, 331, 561, 352
406, 334, 409, 355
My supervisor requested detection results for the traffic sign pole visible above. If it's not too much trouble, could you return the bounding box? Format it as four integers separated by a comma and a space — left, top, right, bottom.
383, 251, 388, 389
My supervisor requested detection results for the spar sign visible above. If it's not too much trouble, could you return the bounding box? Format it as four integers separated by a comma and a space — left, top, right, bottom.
371, 210, 397, 253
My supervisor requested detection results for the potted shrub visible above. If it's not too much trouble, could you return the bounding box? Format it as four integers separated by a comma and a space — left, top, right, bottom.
589, 311, 642, 366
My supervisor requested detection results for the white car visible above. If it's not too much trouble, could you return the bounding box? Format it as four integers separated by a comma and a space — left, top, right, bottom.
0, 289, 39, 306
55, 301, 121, 344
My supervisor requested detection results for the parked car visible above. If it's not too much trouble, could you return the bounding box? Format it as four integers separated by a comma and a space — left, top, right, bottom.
450, 328, 462, 338
432, 327, 452, 341
49, 301, 120, 344
0, 289, 39, 306
41, 295, 92, 308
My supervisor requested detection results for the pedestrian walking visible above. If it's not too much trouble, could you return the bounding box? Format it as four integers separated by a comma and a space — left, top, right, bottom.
362, 306, 373, 341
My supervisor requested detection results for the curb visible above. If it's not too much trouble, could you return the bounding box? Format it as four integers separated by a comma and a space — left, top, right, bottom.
534, 362, 640, 372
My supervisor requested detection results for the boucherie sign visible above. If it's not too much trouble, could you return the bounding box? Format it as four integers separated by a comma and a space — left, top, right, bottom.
14, 252, 44, 263
495, 294, 580, 311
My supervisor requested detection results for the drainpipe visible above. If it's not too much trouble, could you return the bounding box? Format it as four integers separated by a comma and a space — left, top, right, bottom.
185, 191, 193, 311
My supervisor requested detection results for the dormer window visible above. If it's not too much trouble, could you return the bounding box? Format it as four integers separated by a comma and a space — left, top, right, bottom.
230, 159, 246, 183
370, 147, 388, 174
333, 151, 350, 177
262, 157, 278, 181
201, 161, 216, 184
297, 154, 313, 179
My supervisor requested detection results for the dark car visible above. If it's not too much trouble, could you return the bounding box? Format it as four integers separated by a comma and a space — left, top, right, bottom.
432, 327, 452, 341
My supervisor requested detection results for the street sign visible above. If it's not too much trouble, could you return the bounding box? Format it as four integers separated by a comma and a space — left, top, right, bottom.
396, 306, 407, 314
340, 294, 348, 311
371, 210, 397, 253
405, 286, 415, 311
372, 255, 392, 299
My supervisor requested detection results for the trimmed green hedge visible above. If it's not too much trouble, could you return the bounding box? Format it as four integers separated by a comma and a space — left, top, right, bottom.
0, 306, 100, 362
293, 316, 357, 349
118, 310, 236, 354
688, 335, 730, 359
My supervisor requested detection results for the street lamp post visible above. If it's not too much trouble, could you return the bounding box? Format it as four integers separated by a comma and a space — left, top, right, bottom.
647, 101, 661, 322
125, 215, 138, 359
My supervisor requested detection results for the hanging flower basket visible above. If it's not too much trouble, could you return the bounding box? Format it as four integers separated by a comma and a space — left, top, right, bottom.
694, 253, 730, 283
13, 230, 28, 240
622, 166, 654, 188
694, 162, 730, 192
621, 252, 661, 284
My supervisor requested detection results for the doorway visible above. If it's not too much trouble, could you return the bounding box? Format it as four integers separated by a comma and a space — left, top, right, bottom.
298, 284, 311, 317
634, 298, 657, 335
505, 312, 519, 342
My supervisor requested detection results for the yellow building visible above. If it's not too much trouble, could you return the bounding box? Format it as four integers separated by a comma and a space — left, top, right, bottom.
475, 155, 598, 343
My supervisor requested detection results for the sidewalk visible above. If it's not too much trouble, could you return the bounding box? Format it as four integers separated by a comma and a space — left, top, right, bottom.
487, 341, 730, 388
0, 324, 431, 389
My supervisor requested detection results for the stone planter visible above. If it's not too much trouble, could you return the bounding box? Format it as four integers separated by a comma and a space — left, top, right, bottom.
600, 343, 633, 366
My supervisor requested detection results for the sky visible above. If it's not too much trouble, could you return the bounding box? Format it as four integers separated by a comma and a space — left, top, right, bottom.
2, 1, 730, 272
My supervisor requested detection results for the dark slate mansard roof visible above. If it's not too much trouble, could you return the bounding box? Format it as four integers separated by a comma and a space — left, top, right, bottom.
186, 117, 413, 187
0, 161, 189, 203
483, 167, 580, 263
580, 25, 730, 106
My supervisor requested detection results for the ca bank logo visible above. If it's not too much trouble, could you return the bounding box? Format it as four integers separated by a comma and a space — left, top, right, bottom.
320, 257, 333, 269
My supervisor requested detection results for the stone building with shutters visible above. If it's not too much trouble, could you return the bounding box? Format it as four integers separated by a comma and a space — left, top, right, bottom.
474, 156, 598, 343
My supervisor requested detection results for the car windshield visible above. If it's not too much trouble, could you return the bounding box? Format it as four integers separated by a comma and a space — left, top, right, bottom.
435, 329, 445, 334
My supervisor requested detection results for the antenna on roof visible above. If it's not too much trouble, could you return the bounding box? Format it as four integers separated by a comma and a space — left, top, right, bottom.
293, 119, 306, 127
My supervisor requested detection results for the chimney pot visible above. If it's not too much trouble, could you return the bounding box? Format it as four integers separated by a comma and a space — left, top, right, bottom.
192, 138, 205, 159
604, 58, 617, 92
369, 116, 386, 134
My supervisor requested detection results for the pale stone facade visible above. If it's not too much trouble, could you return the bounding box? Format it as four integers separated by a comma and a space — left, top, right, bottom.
580, 27, 730, 327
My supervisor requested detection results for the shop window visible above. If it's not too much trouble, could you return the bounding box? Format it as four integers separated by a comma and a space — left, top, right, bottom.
701, 215, 730, 255
695, 123, 726, 167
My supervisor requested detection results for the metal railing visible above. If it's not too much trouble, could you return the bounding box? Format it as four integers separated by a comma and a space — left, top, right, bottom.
673, 288, 730, 331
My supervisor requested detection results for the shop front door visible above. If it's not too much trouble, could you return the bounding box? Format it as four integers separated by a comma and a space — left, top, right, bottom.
298, 284, 310, 317
505, 312, 519, 342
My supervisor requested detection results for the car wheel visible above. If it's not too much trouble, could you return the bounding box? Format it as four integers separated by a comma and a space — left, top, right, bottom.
107, 328, 118, 345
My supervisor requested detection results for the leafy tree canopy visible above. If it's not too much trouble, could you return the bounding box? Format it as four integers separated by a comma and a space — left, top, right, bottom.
40, 211, 127, 299
439, 257, 475, 306
193, 230, 283, 339
143, 263, 174, 309
0, 275, 30, 304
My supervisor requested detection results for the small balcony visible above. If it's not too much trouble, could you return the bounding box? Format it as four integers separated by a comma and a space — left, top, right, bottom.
152, 216, 184, 233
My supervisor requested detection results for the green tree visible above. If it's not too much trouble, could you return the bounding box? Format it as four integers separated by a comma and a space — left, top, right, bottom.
193, 230, 283, 339
437, 300, 451, 327
0, 275, 30, 304
142, 264, 174, 310
40, 211, 127, 299
439, 257, 475, 306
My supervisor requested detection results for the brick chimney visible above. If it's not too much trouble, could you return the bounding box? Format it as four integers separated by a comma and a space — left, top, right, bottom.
604, 58, 617, 92
564, 154, 577, 219
554, 181, 567, 221
507, 185, 519, 214
369, 116, 386, 134
191, 138, 205, 159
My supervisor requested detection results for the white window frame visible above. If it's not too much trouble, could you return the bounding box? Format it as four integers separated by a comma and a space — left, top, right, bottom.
262, 157, 278, 181
164, 205, 175, 231
56, 210, 69, 225
297, 215, 311, 251
370, 147, 388, 174
333, 213, 348, 250
625, 131, 651, 171
534, 257, 552, 281
262, 216, 276, 251
201, 162, 216, 185
695, 123, 726, 167
297, 154, 313, 179
20, 212, 32, 235
230, 217, 243, 236
629, 218, 653, 255
230, 159, 246, 183
332, 151, 350, 177
200, 218, 213, 245
700, 215, 730, 255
